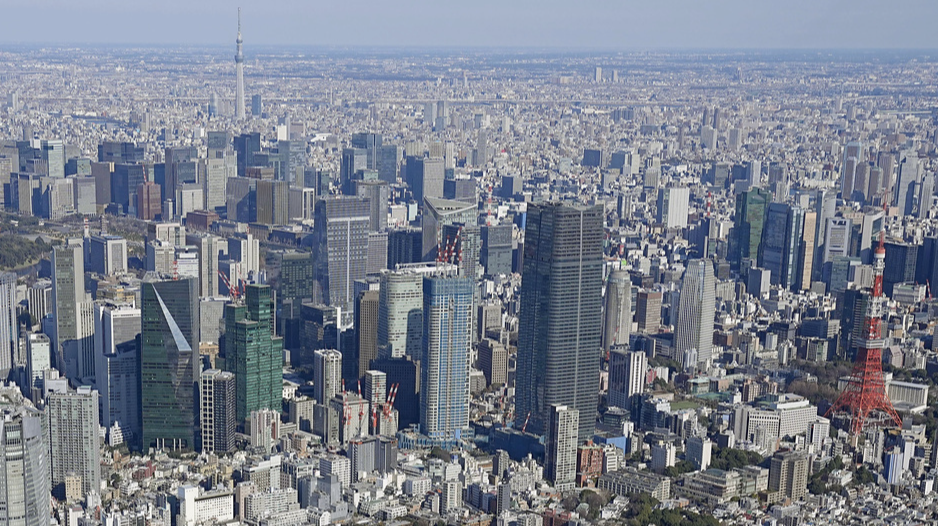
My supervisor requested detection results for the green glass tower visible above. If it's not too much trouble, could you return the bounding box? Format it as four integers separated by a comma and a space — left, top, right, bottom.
140, 277, 199, 451
224, 284, 284, 425
732, 187, 771, 270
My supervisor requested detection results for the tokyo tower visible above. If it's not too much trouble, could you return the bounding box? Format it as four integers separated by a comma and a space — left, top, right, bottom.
826, 215, 901, 435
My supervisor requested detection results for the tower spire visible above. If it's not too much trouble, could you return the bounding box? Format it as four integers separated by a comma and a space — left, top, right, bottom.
235, 7, 246, 120
826, 186, 900, 436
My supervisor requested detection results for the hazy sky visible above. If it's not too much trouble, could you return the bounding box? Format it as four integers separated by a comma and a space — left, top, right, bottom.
1, 0, 937, 49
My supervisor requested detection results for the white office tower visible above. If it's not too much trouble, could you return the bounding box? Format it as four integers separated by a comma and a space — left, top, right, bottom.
602, 270, 632, 355
228, 232, 261, 280
313, 349, 342, 404
0, 395, 50, 525
686, 436, 712, 471
546, 404, 579, 491
377, 262, 456, 359
88, 235, 128, 276
363, 370, 387, 405
608, 348, 647, 411
186, 233, 222, 298
675, 259, 716, 368
47, 386, 101, 499
234, 8, 246, 120
94, 302, 141, 445
204, 154, 237, 211
25, 333, 51, 401
656, 186, 690, 229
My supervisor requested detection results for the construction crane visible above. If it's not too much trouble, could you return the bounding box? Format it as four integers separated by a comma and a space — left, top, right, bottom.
217, 269, 243, 300
521, 412, 531, 433
383, 383, 399, 421
356, 380, 365, 421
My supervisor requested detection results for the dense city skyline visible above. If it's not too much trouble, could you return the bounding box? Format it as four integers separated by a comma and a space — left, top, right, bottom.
2, 2, 938, 524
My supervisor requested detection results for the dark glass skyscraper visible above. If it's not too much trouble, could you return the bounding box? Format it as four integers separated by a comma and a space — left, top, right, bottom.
759, 203, 805, 290
140, 277, 199, 451
224, 284, 284, 425
515, 203, 603, 443
732, 187, 771, 270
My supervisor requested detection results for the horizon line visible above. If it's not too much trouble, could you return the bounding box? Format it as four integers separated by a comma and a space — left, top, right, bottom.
1, 42, 938, 54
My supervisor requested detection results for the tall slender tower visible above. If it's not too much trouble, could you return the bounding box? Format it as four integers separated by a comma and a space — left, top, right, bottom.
515, 203, 604, 444
235, 7, 246, 120
827, 210, 901, 435
675, 259, 716, 368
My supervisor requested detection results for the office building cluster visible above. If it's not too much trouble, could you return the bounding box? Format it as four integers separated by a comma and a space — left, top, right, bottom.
3, 24, 938, 525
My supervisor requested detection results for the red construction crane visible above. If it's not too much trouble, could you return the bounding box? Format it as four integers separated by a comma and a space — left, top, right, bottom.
384, 383, 399, 421
217, 269, 243, 300
521, 412, 531, 434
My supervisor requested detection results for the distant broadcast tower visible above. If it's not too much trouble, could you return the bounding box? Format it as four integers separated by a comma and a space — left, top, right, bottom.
235, 7, 246, 120
826, 204, 901, 436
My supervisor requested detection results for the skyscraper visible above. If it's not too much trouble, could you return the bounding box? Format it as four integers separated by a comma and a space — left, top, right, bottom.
516, 203, 603, 443
185, 232, 222, 298
235, 8, 245, 120
137, 180, 162, 221
635, 290, 662, 332
422, 197, 476, 262
800, 211, 817, 291
88, 235, 128, 276
732, 187, 771, 270
656, 186, 690, 229
363, 369, 387, 406
420, 274, 473, 439
256, 179, 290, 225
94, 302, 141, 444
0, 272, 16, 374
224, 284, 283, 425
141, 277, 199, 451
340, 147, 368, 195
602, 270, 631, 356
25, 333, 51, 400
545, 404, 579, 491
351, 133, 383, 170
200, 369, 236, 454
406, 156, 444, 205
675, 259, 716, 367
758, 203, 805, 290
378, 263, 457, 360
47, 386, 100, 499
608, 348, 647, 412
313, 349, 342, 405
0, 400, 50, 525
313, 197, 371, 325
769, 450, 809, 501
895, 149, 922, 216
234, 133, 261, 177
355, 180, 390, 232
52, 239, 91, 379
356, 289, 380, 379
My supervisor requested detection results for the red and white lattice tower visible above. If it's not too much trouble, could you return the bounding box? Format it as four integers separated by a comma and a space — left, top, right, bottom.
826, 219, 901, 435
